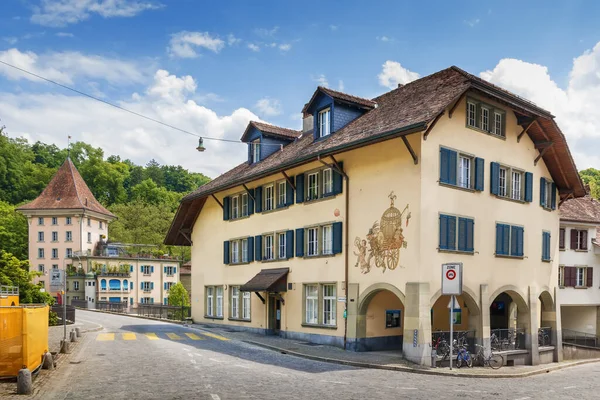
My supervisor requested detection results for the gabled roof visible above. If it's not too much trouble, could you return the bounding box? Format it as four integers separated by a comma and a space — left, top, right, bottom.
165, 66, 585, 246
17, 158, 115, 218
302, 86, 377, 114
240, 121, 301, 142
560, 194, 600, 224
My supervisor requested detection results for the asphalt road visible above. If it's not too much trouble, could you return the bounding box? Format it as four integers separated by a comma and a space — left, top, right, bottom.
39, 310, 600, 400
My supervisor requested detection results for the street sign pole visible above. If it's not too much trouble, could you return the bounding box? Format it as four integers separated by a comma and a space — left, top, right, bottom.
449, 295, 454, 370
63, 264, 67, 342
442, 263, 463, 371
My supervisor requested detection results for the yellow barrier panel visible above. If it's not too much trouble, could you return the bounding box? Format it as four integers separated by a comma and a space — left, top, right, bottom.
0, 305, 48, 378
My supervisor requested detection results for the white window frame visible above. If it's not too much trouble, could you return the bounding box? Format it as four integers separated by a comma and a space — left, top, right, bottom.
278, 232, 286, 259
511, 170, 523, 201
231, 195, 240, 219
38, 264, 45, 273
242, 291, 251, 320
231, 286, 240, 319
322, 225, 333, 255
307, 172, 319, 200
87, 232, 92, 243
458, 155, 472, 189
142, 265, 151, 275
252, 140, 260, 163
52, 217, 58, 225
499, 167, 507, 197
51, 248, 58, 259
38, 248, 44, 259
99, 221, 103, 229
206, 287, 214, 317
264, 184, 274, 211
74, 281, 79, 291
305, 285, 318, 324
241, 193, 248, 216
277, 181, 286, 207
467, 102, 477, 127
481, 107, 489, 131
216, 287, 223, 317
87, 218, 91, 227
66, 216, 72, 225
497, 165, 525, 201
576, 229, 587, 251
241, 238, 248, 262
576, 267, 586, 287
307, 227, 319, 256
231, 240, 240, 264
66, 248, 72, 258
264, 234, 274, 260
38, 232, 44, 242
38, 217, 44, 225
66, 231, 72, 242
323, 168, 333, 195
494, 112, 503, 136
319, 108, 331, 137
52, 231, 58, 242
322, 284, 336, 326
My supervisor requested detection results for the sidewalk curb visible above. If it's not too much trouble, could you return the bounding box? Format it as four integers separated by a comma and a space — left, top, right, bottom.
76, 307, 186, 325
243, 340, 600, 379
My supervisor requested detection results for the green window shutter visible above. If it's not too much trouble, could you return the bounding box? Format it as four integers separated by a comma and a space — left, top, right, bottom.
474, 158, 485, 191
254, 235, 262, 261
295, 228, 305, 257
440, 148, 457, 185
540, 177, 547, 207
285, 178, 295, 206
223, 197, 230, 220
490, 162, 500, 195
332, 161, 344, 195
501, 113, 506, 137
248, 237, 254, 261
332, 222, 343, 254
247, 189, 255, 215
524, 172, 533, 202
285, 230, 294, 258
254, 187, 263, 213
551, 182, 557, 210
295, 174, 305, 203
223, 241, 230, 265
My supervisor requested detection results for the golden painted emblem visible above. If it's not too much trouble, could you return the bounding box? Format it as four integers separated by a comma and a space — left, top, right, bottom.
354, 192, 410, 274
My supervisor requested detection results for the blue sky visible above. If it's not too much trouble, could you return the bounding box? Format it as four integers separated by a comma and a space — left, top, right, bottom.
1, 0, 600, 176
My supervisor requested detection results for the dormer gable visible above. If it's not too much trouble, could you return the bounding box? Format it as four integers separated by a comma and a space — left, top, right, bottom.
302, 86, 377, 141
240, 121, 301, 164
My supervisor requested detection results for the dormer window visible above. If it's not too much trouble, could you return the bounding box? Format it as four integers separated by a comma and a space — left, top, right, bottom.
252, 140, 260, 163
318, 108, 331, 138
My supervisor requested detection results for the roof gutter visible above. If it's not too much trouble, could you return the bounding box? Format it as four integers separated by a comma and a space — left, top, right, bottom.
182, 122, 427, 203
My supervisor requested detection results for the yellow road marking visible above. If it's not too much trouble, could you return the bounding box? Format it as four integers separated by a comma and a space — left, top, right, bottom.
201, 332, 229, 341
97, 333, 114, 341
166, 333, 183, 340
185, 333, 204, 340
145, 333, 159, 340
122, 333, 136, 341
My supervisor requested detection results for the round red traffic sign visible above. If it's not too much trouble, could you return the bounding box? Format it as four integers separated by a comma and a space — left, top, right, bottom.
446, 270, 456, 280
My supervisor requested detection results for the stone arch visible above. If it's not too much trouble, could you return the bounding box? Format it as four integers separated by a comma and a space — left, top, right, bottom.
430, 286, 480, 337
489, 285, 531, 337
430, 285, 481, 316
357, 283, 405, 315
538, 289, 554, 312
488, 285, 529, 312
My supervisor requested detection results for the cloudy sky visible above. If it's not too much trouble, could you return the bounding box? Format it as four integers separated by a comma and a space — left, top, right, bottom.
1, 1, 600, 178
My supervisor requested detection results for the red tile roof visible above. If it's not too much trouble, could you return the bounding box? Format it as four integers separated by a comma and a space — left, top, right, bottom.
180, 264, 191, 275
17, 158, 115, 218
560, 195, 600, 224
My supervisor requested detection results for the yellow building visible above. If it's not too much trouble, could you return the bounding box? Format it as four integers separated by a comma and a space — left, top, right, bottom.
165, 67, 584, 366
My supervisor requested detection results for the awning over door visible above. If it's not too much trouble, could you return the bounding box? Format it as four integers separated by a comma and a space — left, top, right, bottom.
240, 268, 289, 292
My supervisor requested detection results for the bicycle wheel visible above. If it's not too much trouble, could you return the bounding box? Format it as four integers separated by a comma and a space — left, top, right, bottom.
488, 353, 504, 369
456, 355, 463, 368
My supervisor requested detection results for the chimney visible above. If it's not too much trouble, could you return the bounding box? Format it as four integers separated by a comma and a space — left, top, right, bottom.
397, 83, 404, 88
302, 111, 314, 134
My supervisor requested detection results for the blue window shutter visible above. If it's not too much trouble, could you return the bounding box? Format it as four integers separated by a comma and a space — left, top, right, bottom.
255, 235, 262, 261
130, 282, 133, 290
286, 230, 294, 259
130, 298, 133, 305
440, 148, 457, 185
540, 177, 547, 207
551, 182, 557, 210
296, 228, 305, 257
466, 218, 474, 252
285, 178, 295, 206
332, 162, 344, 195
490, 162, 500, 195
457, 217, 467, 251
247, 189, 255, 215
474, 158, 484, 191
164, 282, 167, 290
496, 224, 505, 255
223, 241, 230, 264
223, 196, 231, 220
140, 282, 143, 290
151, 282, 154, 290
254, 187, 263, 213
151, 266, 154, 273
296, 174, 305, 203
525, 172, 533, 202
447, 215, 457, 250
542, 232, 549, 261
164, 266, 167, 273
140, 266, 143, 272
248, 237, 254, 261
174, 267, 176, 274
439, 215, 448, 250
151, 298, 154, 304
332, 222, 343, 254
510, 226, 524, 257
130, 265, 133, 273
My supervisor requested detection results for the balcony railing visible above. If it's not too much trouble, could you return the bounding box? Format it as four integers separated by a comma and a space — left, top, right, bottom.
538, 327, 552, 347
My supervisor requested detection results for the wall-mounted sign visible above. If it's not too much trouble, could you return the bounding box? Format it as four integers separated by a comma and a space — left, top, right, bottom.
441, 263, 463, 295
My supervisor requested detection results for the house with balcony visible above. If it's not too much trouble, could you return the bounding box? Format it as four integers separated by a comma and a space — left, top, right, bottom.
558, 192, 600, 339
165, 66, 584, 366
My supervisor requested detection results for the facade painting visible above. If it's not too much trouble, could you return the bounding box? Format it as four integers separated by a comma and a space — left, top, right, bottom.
354, 192, 410, 273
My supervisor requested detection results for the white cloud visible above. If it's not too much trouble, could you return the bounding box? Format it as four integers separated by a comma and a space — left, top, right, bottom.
0, 68, 258, 177
227, 34, 241, 46
278, 43, 291, 52
31, 0, 162, 27
376, 36, 393, 42
247, 43, 260, 52
338, 80, 345, 92
254, 97, 282, 117
56, 32, 74, 37
254, 26, 279, 37
312, 74, 329, 87
464, 18, 480, 27
3, 37, 18, 45
480, 42, 600, 170
377, 61, 420, 89
168, 31, 225, 58
0, 48, 146, 85
330, 25, 338, 31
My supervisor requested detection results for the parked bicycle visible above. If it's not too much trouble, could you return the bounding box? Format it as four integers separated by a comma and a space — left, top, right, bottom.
538, 329, 550, 347
456, 345, 473, 368
472, 344, 504, 369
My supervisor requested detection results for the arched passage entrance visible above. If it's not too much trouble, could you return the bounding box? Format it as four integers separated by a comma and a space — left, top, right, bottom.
539, 290, 555, 347
430, 287, 481, 348
354, 283, 405, 352
489, 287, 530, 350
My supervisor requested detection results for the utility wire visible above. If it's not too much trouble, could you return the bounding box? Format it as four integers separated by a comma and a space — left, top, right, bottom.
0, 59, 282, 146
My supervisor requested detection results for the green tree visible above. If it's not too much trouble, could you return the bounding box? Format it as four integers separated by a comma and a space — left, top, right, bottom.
167, 282, 190, 306
130, 179, 182, 209
580, 168, 600, 199
0, 201, 28, 260
108, 200, 175, 245
0, 250, 54, 305
145, 159, 164, 186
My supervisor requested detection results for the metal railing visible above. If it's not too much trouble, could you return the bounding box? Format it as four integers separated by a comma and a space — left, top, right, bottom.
0, 285, 19, 295
563, 329, 600, 348
96, 301, 128, 313
538, 327, 552, 347
71, 299, 88, 309
137, 304, 191, 322
51, 305, 76, 324
490, 328, 527, 350
432, 330, 476, 352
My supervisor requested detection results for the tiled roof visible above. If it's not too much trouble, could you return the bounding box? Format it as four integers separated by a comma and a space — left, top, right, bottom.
249, 121, 301, 139
165, 66, 585, 245
318, 86, 377, 110
17, 158, 115, 218
180, 264, 191, 275
560, 195, 600, 224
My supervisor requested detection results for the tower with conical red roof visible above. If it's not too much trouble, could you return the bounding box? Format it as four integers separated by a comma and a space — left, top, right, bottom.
17, 158, 116, 299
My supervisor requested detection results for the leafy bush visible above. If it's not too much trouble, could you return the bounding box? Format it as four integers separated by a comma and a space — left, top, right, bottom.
49, 310, 59, 326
